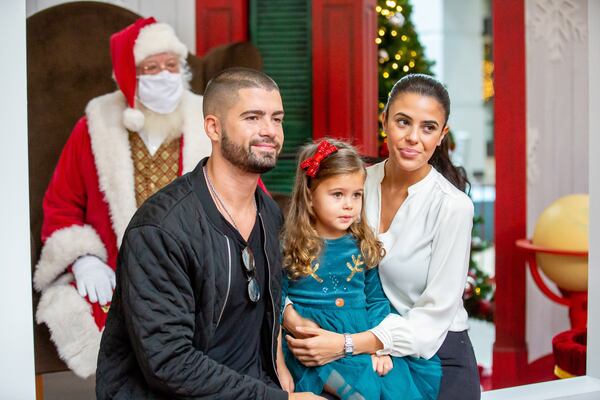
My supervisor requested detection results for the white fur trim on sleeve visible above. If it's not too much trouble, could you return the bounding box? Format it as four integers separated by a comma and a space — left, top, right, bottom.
36, 280, 102, 378
33, 225, 107, 292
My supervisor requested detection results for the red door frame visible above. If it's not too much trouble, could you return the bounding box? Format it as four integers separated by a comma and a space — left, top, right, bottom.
195, 0, 248, 56
492, 0, 528, 389
311, 0, 378, 156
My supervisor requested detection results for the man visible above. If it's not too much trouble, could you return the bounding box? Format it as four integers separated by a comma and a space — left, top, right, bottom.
32, 17, 211, 377
96, 68, 323, 399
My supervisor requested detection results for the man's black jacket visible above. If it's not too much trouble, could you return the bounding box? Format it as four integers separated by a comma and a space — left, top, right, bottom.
96, 159, 286, 399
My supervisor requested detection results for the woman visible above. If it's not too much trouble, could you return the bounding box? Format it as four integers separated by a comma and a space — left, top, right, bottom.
284, 74, 479, 399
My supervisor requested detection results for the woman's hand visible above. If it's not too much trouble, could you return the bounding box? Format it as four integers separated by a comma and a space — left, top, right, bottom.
285, 326, 345, 367
371, 354, 394, 376
283, 305, 321, 339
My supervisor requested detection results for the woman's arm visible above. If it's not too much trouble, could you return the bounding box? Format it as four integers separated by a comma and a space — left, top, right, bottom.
371, 197, 474, 359
285, 326, 383, 366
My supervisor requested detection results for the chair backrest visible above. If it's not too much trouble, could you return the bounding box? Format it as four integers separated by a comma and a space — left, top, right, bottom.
27, 1, 261, 374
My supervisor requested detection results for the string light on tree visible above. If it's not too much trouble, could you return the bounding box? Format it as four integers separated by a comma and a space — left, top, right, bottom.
376, 0, 434, 159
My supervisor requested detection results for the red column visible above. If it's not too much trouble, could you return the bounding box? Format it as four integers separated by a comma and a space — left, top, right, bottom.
492, 0, 528, 389
312, 0, 378, 156
195, 0, 248, 56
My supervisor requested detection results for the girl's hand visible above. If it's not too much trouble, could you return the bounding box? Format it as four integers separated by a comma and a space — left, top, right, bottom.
371, 354, 394, 376
285, 326, 345, 367
283, 305, 321, 339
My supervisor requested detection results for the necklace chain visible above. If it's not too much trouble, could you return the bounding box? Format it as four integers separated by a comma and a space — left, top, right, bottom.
203, 165, 255, 233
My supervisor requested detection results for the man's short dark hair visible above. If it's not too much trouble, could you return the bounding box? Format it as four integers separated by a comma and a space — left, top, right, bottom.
202, 67, 279, 118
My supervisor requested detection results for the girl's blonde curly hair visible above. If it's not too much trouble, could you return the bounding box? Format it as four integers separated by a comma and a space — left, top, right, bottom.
281, 138, 385, 279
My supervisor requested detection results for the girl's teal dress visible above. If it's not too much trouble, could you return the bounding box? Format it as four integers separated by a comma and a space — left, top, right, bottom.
282, 234, 441, 400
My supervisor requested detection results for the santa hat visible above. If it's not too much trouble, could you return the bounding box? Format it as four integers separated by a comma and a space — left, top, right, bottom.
110, 17, 188, 131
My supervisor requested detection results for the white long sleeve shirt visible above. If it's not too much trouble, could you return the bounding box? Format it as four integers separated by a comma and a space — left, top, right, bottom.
366, 161, 474, 360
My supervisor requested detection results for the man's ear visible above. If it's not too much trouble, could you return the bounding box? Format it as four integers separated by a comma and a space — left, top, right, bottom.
204, 115, 221, 142
439, 125, 450, 146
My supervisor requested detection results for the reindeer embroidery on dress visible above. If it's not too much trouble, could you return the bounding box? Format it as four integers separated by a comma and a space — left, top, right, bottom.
305, 256, 324, 283
346, 254, 365, 282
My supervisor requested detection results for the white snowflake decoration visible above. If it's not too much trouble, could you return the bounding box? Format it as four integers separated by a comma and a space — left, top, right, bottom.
527, 127, 541, 187
530, 0, 586, 62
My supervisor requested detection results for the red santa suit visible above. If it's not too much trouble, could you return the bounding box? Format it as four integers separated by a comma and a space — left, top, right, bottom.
32, 18, 211, 378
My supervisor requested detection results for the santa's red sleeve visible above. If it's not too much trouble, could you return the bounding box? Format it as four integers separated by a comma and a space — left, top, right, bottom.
33, 118, 107, 292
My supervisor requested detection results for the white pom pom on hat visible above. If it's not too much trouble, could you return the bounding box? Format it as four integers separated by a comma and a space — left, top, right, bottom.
122, 107, 145, 132
110, 17, 188, 131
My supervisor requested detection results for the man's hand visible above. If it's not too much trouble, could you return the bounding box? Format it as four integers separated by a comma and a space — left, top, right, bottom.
72, 255, 116, 305
371, 354, 394, 376
285, 327, 345, 367
276, 326, 295, 393
289, 393, 327, 399
282, 304, 321, 339
278, 362, 295, 393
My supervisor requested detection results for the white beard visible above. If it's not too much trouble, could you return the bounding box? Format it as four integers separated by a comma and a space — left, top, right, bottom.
135, 98, 184, 154
142, 103, 183, 142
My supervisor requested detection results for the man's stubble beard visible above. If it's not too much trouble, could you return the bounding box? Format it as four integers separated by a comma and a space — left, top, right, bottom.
220, 129, 281, 174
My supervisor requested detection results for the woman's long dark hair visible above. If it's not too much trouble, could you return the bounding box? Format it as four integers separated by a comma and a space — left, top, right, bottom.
383, 74, 469, 193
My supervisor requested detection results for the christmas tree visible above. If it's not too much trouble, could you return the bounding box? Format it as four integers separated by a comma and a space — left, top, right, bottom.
377, 0, 434, 157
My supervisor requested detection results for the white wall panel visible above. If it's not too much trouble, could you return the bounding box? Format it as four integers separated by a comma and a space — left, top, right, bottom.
0, 1, 36, 398
525, 0, 589, 363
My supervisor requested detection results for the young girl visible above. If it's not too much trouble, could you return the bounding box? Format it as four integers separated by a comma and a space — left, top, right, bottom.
277, 139, 441, 400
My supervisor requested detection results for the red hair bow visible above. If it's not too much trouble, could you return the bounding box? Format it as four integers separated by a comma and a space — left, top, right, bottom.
300, 140, 338, 177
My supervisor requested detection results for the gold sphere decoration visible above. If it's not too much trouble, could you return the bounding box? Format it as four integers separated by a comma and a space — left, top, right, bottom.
532, 195, 588, 292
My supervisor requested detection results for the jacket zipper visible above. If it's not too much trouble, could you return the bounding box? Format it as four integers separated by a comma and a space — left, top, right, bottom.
259, 213, 279, 383
215, 235, 232, 329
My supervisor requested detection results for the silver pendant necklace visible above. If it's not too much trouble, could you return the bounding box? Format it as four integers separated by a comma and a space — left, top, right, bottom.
202, 165, 256, 233
203, 165, 261, 303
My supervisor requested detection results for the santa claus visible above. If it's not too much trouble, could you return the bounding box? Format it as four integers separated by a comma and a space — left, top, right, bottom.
32, 17, 211, 378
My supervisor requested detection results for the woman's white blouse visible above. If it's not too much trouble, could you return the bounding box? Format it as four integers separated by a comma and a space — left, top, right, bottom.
366, 161, 474, 360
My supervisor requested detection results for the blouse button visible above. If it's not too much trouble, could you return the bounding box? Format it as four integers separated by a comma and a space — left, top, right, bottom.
335, 298, 345, 307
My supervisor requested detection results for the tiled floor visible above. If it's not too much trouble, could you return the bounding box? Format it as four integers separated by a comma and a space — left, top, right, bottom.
42, 371, 94, 399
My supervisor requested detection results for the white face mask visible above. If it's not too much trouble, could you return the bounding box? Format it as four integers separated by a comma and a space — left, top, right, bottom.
137, 71, 183, 114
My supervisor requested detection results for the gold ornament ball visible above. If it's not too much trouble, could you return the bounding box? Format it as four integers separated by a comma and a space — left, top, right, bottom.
532, 194, 588, 292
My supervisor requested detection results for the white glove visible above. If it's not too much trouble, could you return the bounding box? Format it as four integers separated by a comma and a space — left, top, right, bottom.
72, 255, 116, 305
